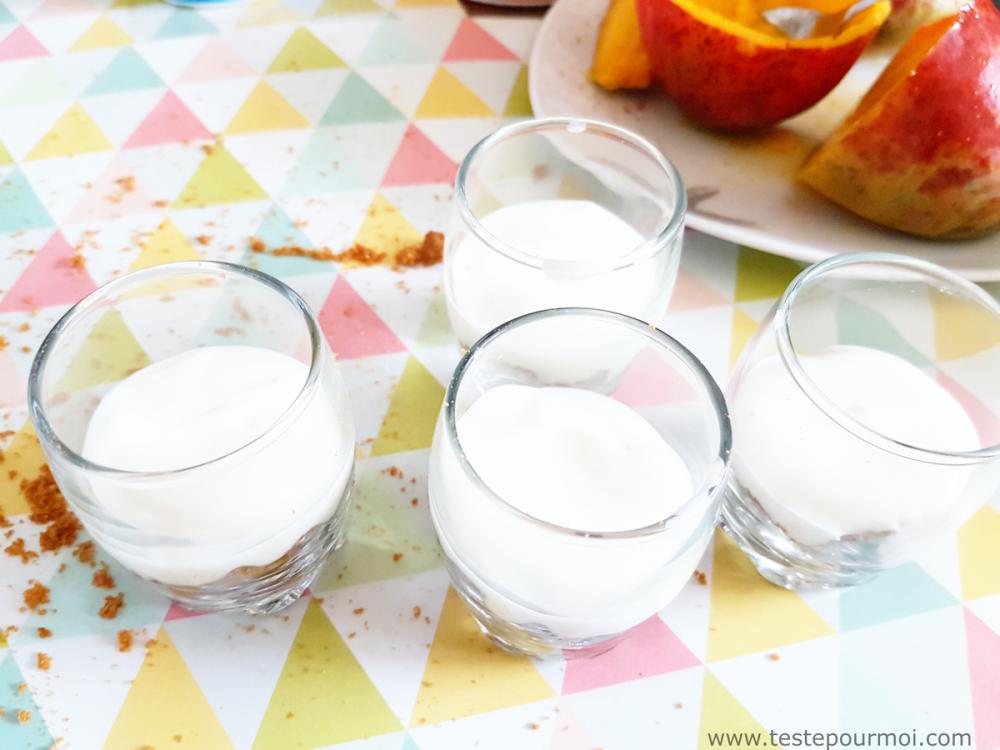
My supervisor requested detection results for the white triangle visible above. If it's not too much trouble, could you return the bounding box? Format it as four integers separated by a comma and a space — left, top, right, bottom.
269, 68, 350, 124
168, 202, 272, 259
661, 305, 734, 387
15, 629, 148, 750
118, 141, 206, 209
167, 601, 308, 750
411, 700, 561, 748
658, 541, 714, 663
107, 2, 173, 40
21, 151, 116, 223
0, 100, 70, 160
0, 517, 66, 634
345, 262, 440, 350
134, 35, 211, 85
358, 63, 436, 119
338, 353, 410, 452
967, 594, 1000, 637
172, 77, 258, 134
62, 214, 162, 279
280, 190, 376, 253
444, 61, 520, 117
83, 88, 167, 147
390, 7, 463, 62
225, 129, 315, 200
23, 12, 91, 53
409, 347, 458, 393
415, 117, 502, 164
278, 271, 340, 313
227, 25, 295, 73
712, 636, 840, 732
311, 16, 382, 66
563, 667, 705, 749
475, 16, 539, 60
796, 587, 841, 632
318, 568, 448, 726
913, 541, 964, 602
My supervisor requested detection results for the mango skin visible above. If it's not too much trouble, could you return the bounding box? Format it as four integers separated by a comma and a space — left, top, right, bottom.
800, 0, 1000, 240
635, 0, 886, 132
590, 0, 652, 90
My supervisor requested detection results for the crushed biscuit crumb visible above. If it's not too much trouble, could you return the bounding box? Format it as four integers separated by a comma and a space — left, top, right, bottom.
99, 593, 125, 620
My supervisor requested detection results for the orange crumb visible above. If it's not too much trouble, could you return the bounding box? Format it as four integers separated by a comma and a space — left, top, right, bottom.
117, 629, 134, 653
5, 538, 39, 563
17, 682, 27, 694
410, 498, 418, 507
388, 466, 400, 478
24, 582, 50, 610
0, 336, 7, 351
412, 606, 421, 620
393, 231, 444, 270
347, 632, 356, 639
392, 553, 403, 563
17, 323, 29, 333
145, 639, 158, 650
195, 235, 211, 246
37, 627, 52, 639
99, 593, 125, 620
353, 607, 364, 615
22, 466, 82, 553
153, 199, 169, 208
68, 255, 85, 269
114, 176, 136, 193
693, 570, 708, 586
92, 564, 116, 590
248, 238, 266, 253
527, 722, 540, 731
285, 712, 295, 720
74, 541, 96, 566
36, 652, 51, 671
767, 653, 781, 662
17, 709, 30, 724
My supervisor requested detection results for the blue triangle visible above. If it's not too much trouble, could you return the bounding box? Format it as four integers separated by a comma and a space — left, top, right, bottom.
319, 72, 404, 126
85, 48, 163, 96
15, 536, 169, 644
358, 17, 440, 65
840, 563, 956, 630
242, 203, 325, 277
0, 169, 54, 234
0, 654, 55, 750
401, 734, 422, 750
281, 123, 404, 196
0, 4, 16, 25
836, 297, 933, 368
153, 8, 218, 39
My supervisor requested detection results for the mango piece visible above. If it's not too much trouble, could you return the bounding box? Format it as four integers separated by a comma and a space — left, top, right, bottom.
589, 0, 652, 91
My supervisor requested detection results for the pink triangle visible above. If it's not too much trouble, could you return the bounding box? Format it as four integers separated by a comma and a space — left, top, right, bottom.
935, 370, 1000, 447
0, 353, 26, 409
612, 347, 700, 408
319, 276, 407, 360
381, 125, 457, 188
33, 0, 90, 17
551, 705, 601, 750
164, 602, 209, 621
443, 18, 517, 62
66, 158, 157, 222
964, 609, 1000, 749
177, 38, 255, 84
0, 26, 49, 63
669, 268, 729, 312
0, 231, 97, 313
562, 616, 699, 694
123, 91, 213, 149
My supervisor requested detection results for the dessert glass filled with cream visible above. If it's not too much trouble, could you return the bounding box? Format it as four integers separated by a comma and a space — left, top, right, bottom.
444, 118, 685, 369
428, 308, 731, 657
29, 262, 355, 613
724, 253, 1000, 589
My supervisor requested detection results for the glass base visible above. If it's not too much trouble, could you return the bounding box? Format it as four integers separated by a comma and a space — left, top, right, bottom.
156, 484, 354, 614
721, 478, 882, 590
446, 560, 626, 659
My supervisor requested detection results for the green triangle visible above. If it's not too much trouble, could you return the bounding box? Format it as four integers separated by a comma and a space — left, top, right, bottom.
319, 72, 405, 125
251, 602, 401, 749
174, 145, 268, 208
268, 26, 345, 72
0, 169, 54, 233
315, 0, 381, 14
502, 65, 532, 117
85, 48, 163, 95
415, 288, 455, 347
154, 8, 218, 38
0, 4, 15, 23
371, 356, 444, 456
734, 246, 804, 302
0, 60, 68, 106
836, 297, 934, 367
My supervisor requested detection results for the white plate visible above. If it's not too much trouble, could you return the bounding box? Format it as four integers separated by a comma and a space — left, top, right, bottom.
528, 0, 1000, 280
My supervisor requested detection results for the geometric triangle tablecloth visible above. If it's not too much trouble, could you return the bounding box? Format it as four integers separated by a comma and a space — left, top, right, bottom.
0, 1, 998, 748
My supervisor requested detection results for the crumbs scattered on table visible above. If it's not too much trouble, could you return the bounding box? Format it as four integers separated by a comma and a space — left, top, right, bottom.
117, 629, 134, 653
99, 593, 125, 620
24, 581, 50, 611
195, 235, 212, 246
353, 607, 364, 615
37, 652, 51, 671
37, 627, 52, 639
92, 564, 115, 590
766, 653, 780, 662
392, 553, 403, 563
412, 606, 421, 620
17, 708, 30, 724
692, 570, 708, 586
5, 538, 38, 564
74, 541, 96, 566
23, 466, 82, 553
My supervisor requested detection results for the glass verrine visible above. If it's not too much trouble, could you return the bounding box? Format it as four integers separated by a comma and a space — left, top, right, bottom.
444, 117, 686, 352
724, 253, 1000, 589
428, 308, 730, 658
28, 261, 356, 613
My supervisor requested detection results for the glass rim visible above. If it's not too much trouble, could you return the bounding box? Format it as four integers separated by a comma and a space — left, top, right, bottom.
28, 260, 326, 479
775, 252, 1000, 464
443, 307, 732, 539
454, 117, 688, 273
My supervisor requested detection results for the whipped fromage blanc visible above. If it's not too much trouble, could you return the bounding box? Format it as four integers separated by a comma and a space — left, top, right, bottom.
445, 200, 677, 380
83, 345, 354, 586
430, 384, 710, 640
732, 345, 979, 546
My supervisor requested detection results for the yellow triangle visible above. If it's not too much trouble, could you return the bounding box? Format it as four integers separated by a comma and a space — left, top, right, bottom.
174, 145, 268, 208
707, 532, 834, 661
958, 506, 1000, 600
411, 588, 554, 726
130, 219, 202, 272
352, 193, 425, 264
371, 356, 444, 457
0, 141, 12, 165
103, 629, 235, 750
932, 293, 1000, 361
268, 27, 346, 72
0, 423, 47, 517
237, 0, 302, 28
56, 309, 152, 394
226, 81, 310, 135
26, 103, 113, 161
729, 307, 759, 373
70, 14, 133, 51
698, 672, 778, 749
415, 68, 494, 119
503, 65, 532, 117
734, 246, 803, 302
252, 602, 400, 749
